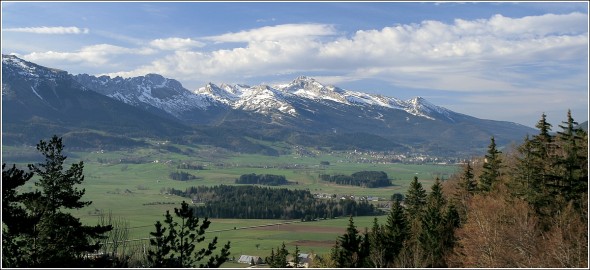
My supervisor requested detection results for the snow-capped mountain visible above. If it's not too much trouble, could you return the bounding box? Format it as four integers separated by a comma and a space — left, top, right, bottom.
195, 76, 455, 122
1, 55, 189, 146
195, 83, 297, 116
74, 73, 219, 119
2, 54, 536, 155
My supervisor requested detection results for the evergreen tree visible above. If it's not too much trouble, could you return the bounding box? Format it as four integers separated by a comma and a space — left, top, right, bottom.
401, 176, 428, 267
147, 220, 173, 267
147, 201, 231, 268
267, 242, 290, 268
277, 242, 289, 268
458, 161, 477, 194
2, 164, 35, 267
383, 198, 408, 267
331, 216, 368, 267
418, 178, 447, 267
404, 176, 427, 217
267, 248, 276, 267
369, 218, 386, 267
293, 245, 301, 267
511, 136, 541, 196
554, 110, 587, 208
2, 136, 113, 267
478, 137, 502, 192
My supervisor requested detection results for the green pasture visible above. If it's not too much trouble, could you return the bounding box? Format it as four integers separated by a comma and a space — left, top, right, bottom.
3, 142, 458, 265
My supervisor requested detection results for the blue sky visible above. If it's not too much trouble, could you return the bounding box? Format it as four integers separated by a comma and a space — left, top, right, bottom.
2, 1, 588, 128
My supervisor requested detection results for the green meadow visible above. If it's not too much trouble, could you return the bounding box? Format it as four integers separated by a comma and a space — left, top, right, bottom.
2, 142, 458, 266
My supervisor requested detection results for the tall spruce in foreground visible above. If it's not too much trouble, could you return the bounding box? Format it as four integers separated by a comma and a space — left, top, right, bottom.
400, 176, 428, 267
418, 178, 447, 267
331, 216, 370, 267
478, 137, 502, 192
383, 198, 408, 267
554, 110, 588, 209
147, 201, 231, 268
404, 176, 427, 217
2, 136, 112, 267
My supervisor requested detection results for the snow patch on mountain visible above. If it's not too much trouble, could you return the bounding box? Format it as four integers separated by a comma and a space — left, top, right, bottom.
2, 54, 69, 84
194, 76, 455, 121
74, 73, 216, 117
196, 83, 298, 116
3, 54, 457, 122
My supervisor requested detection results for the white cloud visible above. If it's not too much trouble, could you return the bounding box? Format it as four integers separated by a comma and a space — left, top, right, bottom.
72, 12, 589, 105
4, 26, 89, 34
23, 44, 156, 66
150, 37, 205, 50
203, 23, 337, 43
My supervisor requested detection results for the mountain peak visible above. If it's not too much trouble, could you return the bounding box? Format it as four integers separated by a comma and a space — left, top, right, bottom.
292, 75, 316, 83
2, 54, 68, 81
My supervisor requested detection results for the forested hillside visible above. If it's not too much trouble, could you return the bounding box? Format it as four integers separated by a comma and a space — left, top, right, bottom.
313, 111, 588, 268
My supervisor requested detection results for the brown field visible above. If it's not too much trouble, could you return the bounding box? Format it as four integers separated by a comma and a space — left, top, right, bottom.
290, 239, 336, 247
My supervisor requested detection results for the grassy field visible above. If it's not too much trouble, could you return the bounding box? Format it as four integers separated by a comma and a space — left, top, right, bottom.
2, 142, 458, 266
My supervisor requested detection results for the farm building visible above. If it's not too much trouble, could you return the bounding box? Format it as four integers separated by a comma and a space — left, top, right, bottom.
237, 255, 263, 265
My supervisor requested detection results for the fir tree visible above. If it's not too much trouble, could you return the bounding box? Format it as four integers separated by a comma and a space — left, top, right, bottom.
404, 176, 427, 217
530, 113, 556, 192
368, 217, 386, 267
555, 110, 587, 207
383, 198, 408, 267
331, 216, 368, 267
478, 137, 502, 192
419, 178, 447, 267
458, 161, 477, 194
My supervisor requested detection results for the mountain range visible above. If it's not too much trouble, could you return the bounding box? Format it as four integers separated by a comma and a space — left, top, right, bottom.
2, 54, 536, 156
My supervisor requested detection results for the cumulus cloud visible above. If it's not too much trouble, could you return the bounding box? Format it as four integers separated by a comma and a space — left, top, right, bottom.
115, 12, 585, 95
150, 37, 205, 50
23, 44, 156, 66
4, 26, 89, 34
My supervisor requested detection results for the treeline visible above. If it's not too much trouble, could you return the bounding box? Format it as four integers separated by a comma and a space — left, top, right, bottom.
177, 163, 205, 170
167, 185, 382, 220
235, 173, 291, 186
320, 171, 391, 188
311, 111, 587, 268
169, 171, 198, 181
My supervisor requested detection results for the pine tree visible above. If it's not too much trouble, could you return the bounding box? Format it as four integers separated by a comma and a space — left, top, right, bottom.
5, 136, 113, 267
478, 137, 502, 192
147, 220, 173, 267
2, 164, 35, 267
147, 201, 231, 268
